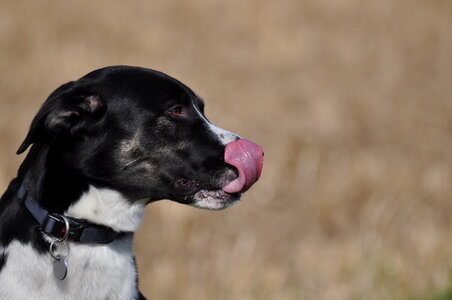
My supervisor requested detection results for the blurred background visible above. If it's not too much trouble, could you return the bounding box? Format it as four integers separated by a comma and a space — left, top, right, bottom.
1, 1, 451, 299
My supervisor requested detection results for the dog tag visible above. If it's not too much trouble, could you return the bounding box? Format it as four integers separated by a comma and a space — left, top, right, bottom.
53, 255, 68, 280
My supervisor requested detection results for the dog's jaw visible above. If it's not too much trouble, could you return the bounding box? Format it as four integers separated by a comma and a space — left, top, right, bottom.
65, 185, 147, 232
190, 189, 241, 210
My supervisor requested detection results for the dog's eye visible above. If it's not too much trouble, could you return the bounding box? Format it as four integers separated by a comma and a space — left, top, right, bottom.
168, 106, 184, 118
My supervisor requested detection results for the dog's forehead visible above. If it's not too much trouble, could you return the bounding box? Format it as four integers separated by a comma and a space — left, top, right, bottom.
96, 68, 201, 110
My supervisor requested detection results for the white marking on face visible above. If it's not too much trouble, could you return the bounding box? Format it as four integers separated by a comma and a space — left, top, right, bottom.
65, 185, 147, 232
192, 103, 240, 145
0, 239, 138, 300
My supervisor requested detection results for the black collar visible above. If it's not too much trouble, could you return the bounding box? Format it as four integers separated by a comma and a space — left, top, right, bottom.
17, 185, 121, 244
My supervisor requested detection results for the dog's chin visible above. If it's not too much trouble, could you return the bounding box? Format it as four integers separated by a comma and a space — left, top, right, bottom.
190, 189, 241, 210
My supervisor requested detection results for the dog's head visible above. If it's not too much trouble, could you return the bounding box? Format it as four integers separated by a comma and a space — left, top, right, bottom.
17, 66, 263, 210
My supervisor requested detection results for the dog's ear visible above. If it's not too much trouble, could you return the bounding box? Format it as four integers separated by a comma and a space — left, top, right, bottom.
17, 82, 106, 154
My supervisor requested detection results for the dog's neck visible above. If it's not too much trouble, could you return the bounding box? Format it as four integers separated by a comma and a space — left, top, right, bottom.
16, 143, 146, 233
65, 185, 147, 232
17, 144, 85, 212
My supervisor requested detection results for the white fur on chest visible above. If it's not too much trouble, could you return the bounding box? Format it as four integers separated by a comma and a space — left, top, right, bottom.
0, 238, 137, 300
0, 186, 146, 300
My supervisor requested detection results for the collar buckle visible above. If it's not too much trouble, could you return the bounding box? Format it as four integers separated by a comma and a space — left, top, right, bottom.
42, 214, 74, 241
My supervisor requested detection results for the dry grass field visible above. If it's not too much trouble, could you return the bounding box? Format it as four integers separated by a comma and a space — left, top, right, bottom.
1, 1, 451, 299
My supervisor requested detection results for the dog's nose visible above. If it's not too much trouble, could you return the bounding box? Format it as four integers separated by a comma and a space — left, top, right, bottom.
222, 139, 264, 194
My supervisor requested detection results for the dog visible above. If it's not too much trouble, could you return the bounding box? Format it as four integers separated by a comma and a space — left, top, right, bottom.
0, 66, 264, 300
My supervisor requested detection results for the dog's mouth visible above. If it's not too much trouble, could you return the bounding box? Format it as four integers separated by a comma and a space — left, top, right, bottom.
174, 178, 201, 194
173, 178, 241, 210
171, 139, 263, 210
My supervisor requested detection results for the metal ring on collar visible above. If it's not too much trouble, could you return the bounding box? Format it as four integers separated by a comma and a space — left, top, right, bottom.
49, 240, 70, 260
57, 215, 70, 242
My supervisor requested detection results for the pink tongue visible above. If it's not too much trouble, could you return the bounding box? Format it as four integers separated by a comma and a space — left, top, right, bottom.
222, 139, 264, 194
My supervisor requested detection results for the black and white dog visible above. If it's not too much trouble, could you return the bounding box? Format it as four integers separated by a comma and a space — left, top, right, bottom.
0, 66, 263, 300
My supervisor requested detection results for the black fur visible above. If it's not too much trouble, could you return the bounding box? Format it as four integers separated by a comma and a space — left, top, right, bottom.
0, 251, 6, 272
0, 66, 241, 299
